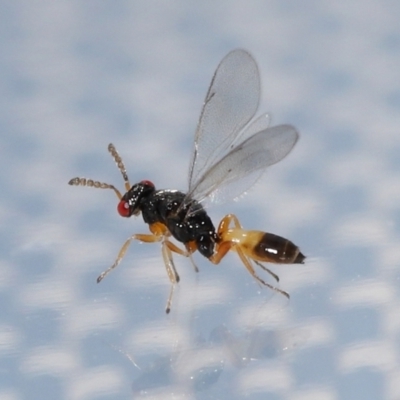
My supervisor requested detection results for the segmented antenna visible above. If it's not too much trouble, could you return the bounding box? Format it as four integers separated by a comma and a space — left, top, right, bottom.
108, 143, 131, 192
68, 177, 123, 199
68, 143, 131, 199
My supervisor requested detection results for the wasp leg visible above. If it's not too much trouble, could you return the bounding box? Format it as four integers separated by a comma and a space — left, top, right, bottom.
209, 241, 234, 264
253, 260, 280, 282
97, 233, 162, 283
185, 241, 199, 273
165, 284, 175, 315
165, 240, 189, 259
163, 240, 182, 284
162, 240, 202, 313
188, 253, 199, 273
236, 246, 289, 298
149, 221, 169, 236
164, 239, 201, 278
210, 213, 241, 265
213, 213, 288, 296
162, 240, 181, 314
216, 213, 242, 234
149, 222, 198, 280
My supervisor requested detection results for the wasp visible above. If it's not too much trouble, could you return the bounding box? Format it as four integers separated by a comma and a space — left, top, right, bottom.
69, 49, 305, 313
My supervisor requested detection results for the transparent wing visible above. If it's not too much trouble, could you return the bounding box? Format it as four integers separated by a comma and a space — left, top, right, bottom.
230, 112, 271, 150
188, 49, 261, 191
188, 125, 299, 207
198, 112, 271, 206
187, 112, 272, 208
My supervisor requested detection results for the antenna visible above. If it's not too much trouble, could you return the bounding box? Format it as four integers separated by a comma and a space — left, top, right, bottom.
107, 143, 131, 192
68, 143, 131, 199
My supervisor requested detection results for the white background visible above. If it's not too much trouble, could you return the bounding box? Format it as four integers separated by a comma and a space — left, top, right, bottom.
1, 1, 400, 399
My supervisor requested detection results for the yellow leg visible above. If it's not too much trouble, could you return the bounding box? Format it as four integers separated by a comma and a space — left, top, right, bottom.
185, 241, 199, 272
209, 241, 234, 264
213, 214, 287, 297
216, 213, 242, 235
236, 247, 289, 298
97, 228, 192, 282
162, 239, 197, 314
162, 240, 180, 284
97, 230, 189, 275
96, 226, 195, 314
97, 233, 163, 283
165, 283, 175, 315
253, 260, 280, 282
166, 240, 189, 257
162, 240, 178, 314
219, 214, 281, 281
210, 213, 242, 264
163, 239, 197, 279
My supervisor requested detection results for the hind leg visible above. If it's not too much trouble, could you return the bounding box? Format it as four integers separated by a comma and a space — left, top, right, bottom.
235, 246, 289, 298
210, 214, 288, 297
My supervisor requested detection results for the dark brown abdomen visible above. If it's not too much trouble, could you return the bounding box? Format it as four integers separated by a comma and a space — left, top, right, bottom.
254, 233, 305, 264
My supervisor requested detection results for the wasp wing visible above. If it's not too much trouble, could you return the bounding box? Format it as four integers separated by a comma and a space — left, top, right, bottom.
199, 112, 271, 205
229, 112, 271, 150
188, 49, 261, 192
188, 124, 299, 207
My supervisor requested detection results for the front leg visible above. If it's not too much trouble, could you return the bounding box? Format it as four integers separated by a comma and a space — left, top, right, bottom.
97, 233, 163, 283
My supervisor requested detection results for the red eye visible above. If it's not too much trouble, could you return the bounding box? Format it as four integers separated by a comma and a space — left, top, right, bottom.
117, 200, 130, 217
141, 180, 154, 188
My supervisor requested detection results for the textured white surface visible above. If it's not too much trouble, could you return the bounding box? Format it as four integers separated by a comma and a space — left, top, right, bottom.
1, 1, 400, 399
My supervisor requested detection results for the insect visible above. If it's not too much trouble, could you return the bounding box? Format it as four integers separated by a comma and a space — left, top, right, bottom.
69, 49, 305, 313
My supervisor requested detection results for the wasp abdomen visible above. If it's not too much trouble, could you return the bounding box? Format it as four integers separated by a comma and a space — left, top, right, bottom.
254, 232, 305, 264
